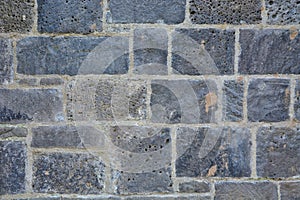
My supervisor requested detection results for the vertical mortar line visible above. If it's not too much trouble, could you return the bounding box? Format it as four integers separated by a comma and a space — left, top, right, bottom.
171, 126, 178, 192
25, 126, 34, 193
184, 0, 191, 24
261, 0, 268, 25
234, 28, 240, 75
167, 29, 173, 75
289, 78, 296, 122
277, 182, 281, 200
243, 76, 249, 123
12, 39, 18, 84
128, 28, 135, 76
32, 0, 39, 34
250, 126, 257, 178
101, 0, 108, 32
211, 180, 216, 200
216, 76, 224, 124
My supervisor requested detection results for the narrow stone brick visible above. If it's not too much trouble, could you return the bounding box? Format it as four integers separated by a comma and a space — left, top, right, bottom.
0, 127, 27, 139
295, 80, 300, 121
33, 152, 105, 194
0, 141, 26, 194
17, 78, 38, 86
190, 0, 262, 24
280, 182, 300, 200
257, 127, 300, 178
178, 181, 210, 193
239, 29, 300, 74
0, 38, 13, 84
172, 29, 235, 75
0, 89, 64, 123
124, 196, 211, 200
176, 127, 251, 177
108, 0, 186, 24
215, 181, 278, 199
247, 78, 290, 122
40, 78, 64, 86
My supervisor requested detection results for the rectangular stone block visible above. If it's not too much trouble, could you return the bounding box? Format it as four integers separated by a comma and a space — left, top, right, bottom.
172, 29, 235, 75
239, 29, 300, 74
215, 181, 277, 200
178, 181, 210, 193
17, 36, 129, 76
40, 78, 64, 86
32, 152, 105, 194
176, 127, 251, 177
0, 141, 26, 194
247, 78, 290, 122
295, 80, 300, 121
257, 127, 300, 178
0, 127, 27, 139
266, 0, 300, 24
0, 89, 64, 123
108, 0, 186, 24
0, 38, 13, 84
190, 0, 262, 24
37, 0, 102, 33
280, 182, 300, 200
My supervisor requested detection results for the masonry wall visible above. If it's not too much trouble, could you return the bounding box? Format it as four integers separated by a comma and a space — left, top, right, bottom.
0, 0, 300, 199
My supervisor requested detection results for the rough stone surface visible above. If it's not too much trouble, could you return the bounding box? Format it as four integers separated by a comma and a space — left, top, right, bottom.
108, 0, 186, 24
0, 89, 64, 123
0, 141, 26, 194
223, 80, 244, 122
247, 79, 290, 122
0, 127, 27, 138
178, 181, 210, 193
17, 37, 129, 76
239, 29, 300, 74
0, 0, 34, 33
189, 0, 262, 24
295, 80, 300, 120
215, 181, 278, 199
280, 182, 300, 200
124, 196, 211, 200
0, 38, 13, 84
33, 152, 105, 194
257, 127, 300, 178
172, 29, 235, 75
40, 78, 64, 86
176, 127, 251, 177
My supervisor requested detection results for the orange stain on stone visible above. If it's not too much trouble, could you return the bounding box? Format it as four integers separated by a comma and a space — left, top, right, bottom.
205, 93, 217, 113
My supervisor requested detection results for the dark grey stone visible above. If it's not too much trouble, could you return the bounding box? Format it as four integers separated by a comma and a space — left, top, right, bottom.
176, 127, 251, 177
280, 182, 300, 200
239, 29, 300, 74
215, 181, 278, 200
0, 127, 27, 138
0, 0, 34, 33
17, 37, 129, 76
33, 152, 105, 194
0, 38, 13, 84
295, 80, 300, 120
223, 80, 244, 122
0, 141, 26, 194
172, 29, 235, 75
124, 196, 211, 200
178, 181, 210, 193
257, 127, 300, 178
17, 78, 38, 86
40, 78, 64, 85
0, 89, 64, 123
108, 0, 186, 24
190, 0, 262, 24
37, 0, 102, 33
247, 78, 290, 122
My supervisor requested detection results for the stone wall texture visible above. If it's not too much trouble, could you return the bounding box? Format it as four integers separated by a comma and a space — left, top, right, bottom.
0, 0, 299, 199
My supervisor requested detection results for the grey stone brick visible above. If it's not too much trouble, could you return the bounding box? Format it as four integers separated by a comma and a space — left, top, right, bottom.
0, 141, 26, 194
134, 28, 168, 75
17, 78, 38, 86
62, 198, 121, 200
190, 0, 262, 24
37, 0, 102, 34
0, 127, 27, 139
176, 127, 251, 177
151, 80, 218, 124
295, 80, 300, 121
0, 0, 34, 33
17, 37, 129, 76
280, 182, 300, 200
266, 0, 300, 25
0, 89, 64, 123
40, 78, 64, 86
178, 181, 210, 193
215, 181, 278, 200
33, 152, 105, 194
124, 196, 211, 200
223, 80, 244, 122
247, 79, 290, 122
239, 29, 300, 74
257, 127, 300, 178
0, 38, 13, 84
172, 29, 235, 75
108, 0, 186, 24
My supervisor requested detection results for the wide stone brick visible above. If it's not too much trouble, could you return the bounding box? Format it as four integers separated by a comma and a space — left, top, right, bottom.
0, 38, 13, 84
280, 182, 300, 200
257, 127, 300, 178
108, 0, 186, 24
295, 80, 300, 121
190, 0, 262, 24
37, 0, 102, 33
17, 36, 129, 76
0, 127, 27, 139
176, 127, 251, 177
247, 79, 290, 122
0, 89, 64, 123
172, 29, 235, 75
178, 181, 210, 193
0, 141, 26, 194
239, 29, 300, 74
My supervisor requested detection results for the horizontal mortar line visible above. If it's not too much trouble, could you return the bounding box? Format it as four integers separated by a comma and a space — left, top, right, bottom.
31, 147, 98, 154
0, 137, 26, 141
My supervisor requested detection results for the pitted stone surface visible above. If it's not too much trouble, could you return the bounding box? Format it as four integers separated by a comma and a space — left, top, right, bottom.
179, 181, 210, 193
247, 79, 290, 122
280, 182, 300, 200
295, 80, 300, 120
0, 127, 27, 138
257, 127, 300, 178
0, 38, 13, 84
239, 29, 300, 74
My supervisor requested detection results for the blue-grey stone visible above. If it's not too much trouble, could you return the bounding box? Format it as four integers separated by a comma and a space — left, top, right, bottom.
280, 182, 300, 200
295, 80, 300, 121
0, 38, 13, 83
179, 181, 210, 193
0, 127, 27, 138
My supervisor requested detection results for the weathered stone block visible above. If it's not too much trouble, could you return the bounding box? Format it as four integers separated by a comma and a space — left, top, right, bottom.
239, 29, 300, 74
295, 80, 300, 121
176, 127, 251, 177
178, 181, 210, 193
257, 127, 300, 178
0, 127, 27, 138
172, 29, 235, 75
0, 89, 64, 123
0, 38, 13, 84
33, 152, 105, 194
215, 181, 277, 199
0, 141, 26, 194
0, 0, 34, 33
266, 0, 300, 24
280, 182, 300, 200
40, 78, 64, 86
108, 0, 186, 24
247, 79, 290, 122
17, 36, 129, 76
189, 0, 262, 24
